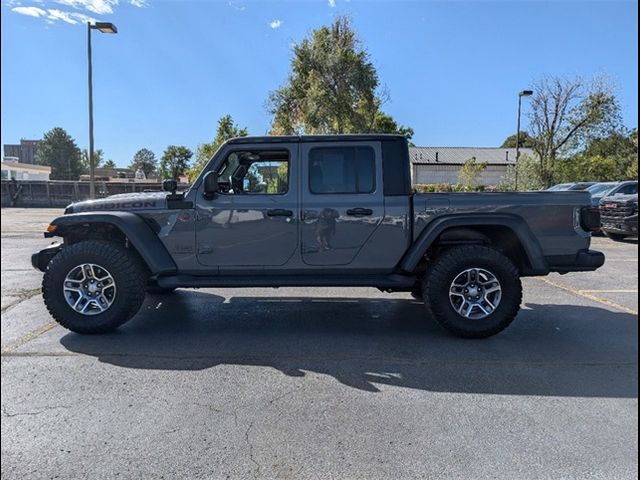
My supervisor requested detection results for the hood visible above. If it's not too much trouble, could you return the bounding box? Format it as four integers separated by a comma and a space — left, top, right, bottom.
65, 191, 169, 214
600, 193, 638, 205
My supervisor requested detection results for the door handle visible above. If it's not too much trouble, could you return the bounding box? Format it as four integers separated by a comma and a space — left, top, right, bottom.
267, 209, 294, 217
346, 208, 373, 216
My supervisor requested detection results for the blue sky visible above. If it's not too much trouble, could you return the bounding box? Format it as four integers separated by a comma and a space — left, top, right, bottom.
1, 0, 638, 167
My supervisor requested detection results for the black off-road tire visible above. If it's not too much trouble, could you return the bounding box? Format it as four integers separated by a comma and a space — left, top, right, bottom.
423, 245, 522, 339
42, 240, 147, 334
605, 232, 629, 242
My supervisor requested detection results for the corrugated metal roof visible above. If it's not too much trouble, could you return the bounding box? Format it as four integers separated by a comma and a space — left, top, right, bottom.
410, 146, 534, 165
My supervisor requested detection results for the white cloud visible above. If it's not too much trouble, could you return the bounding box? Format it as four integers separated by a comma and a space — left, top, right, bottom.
328, 0, 336, 7
227, 1, 245, 11
70, 11, 99, 22
269, 19, 282, 29
47, 8, 78, 23
11, 6, 47, 17
10, 0, 146, 26
54, 0, 117, 15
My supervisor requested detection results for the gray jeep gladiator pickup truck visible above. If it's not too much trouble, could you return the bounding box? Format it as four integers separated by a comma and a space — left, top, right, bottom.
32, 135, 605, 338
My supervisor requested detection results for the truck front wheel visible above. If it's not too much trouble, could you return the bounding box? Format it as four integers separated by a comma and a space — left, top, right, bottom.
42, 240, 147, 334
423, 246, 522, 338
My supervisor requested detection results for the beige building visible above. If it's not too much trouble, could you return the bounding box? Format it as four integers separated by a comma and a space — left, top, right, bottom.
1, 159, 51, 181
409, 146, 534, 187
79, 167, 161, 183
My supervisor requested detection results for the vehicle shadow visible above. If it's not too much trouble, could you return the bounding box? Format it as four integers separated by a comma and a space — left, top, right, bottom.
60, 290, 638, 398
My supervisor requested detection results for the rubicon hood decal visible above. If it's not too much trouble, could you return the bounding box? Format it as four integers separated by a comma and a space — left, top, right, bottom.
68, 192, 168, 213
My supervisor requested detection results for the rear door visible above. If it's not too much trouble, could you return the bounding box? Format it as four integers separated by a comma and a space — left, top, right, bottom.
300, 141, 384, 266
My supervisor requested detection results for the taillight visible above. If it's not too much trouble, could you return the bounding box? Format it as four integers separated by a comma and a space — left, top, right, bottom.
580, 207, 601, 232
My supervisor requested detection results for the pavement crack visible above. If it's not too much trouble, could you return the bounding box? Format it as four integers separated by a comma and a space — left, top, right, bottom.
1, 351, 637, 368
2, 404, 70, 417
1, 287, 41, 314
244, 420, 261, 480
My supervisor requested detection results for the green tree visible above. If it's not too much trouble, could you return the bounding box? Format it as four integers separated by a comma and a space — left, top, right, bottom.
501, 131, 535, 148
159, 145, 193, 180
528, 76, 621, 186
555, 155, 619, 182
625, 157, 638, 180
458, 158, 488, 189
268, 16, 412, 137
189, 115, 248, 181
103, 159, 116, 169
35, 127, 83, 180
580, 128, 637, 178
130, 148, 158, 177
371, 112, 414, 140
80, 149, 104, 173
499, 154, 544, 191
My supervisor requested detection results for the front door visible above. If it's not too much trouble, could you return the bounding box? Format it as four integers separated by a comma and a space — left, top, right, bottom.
196, 144, 298, 268
300, 141, 384, 266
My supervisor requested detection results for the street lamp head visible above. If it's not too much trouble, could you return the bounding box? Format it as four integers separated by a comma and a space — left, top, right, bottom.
92, 22, 118, 34
519, 89, 533, 97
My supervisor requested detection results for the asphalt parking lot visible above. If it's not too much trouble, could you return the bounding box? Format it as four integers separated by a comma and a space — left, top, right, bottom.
1, 208, 637, 479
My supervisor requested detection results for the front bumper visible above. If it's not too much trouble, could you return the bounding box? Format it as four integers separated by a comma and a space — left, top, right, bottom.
600, 215, 638, 236
547, 249, 605, 273
31, 243, 63, 272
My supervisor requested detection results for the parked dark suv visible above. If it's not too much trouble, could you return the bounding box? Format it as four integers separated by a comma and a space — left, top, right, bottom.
600, 184, 638, 241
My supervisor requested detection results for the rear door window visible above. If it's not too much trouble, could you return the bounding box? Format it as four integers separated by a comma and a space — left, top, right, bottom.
308, 147, 375, 194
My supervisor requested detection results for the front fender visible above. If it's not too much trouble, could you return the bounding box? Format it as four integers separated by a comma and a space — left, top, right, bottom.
47, 212, 177, 275
400, 213, 548, 275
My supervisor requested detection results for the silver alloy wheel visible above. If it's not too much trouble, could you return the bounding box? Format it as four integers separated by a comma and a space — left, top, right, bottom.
63, 263, 116, 316
449, 268, 502, 320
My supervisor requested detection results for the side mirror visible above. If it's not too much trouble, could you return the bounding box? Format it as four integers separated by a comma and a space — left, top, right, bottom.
203, 171, 218, 199
162, 179, 178, 193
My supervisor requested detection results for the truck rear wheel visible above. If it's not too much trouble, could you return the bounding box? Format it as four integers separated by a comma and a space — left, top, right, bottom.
423, 245, 522, 338
42, 240, 147, 334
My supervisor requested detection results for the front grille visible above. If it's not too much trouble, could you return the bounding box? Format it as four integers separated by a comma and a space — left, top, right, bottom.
600, 202, 634, 220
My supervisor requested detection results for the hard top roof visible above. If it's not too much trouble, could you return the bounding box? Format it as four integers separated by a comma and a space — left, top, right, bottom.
226, 134, 406, 145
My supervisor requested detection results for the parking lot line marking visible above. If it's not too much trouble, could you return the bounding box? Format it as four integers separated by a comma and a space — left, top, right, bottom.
535, 278, 638, 315
0, 321, 58, 355
579, 289, 638, 293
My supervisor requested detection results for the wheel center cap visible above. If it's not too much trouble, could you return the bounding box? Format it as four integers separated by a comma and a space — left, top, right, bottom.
87, 283, 99, 293
468, 286, 480, 297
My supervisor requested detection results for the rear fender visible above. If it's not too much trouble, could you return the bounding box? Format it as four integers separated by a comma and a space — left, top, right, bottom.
400, 214, 548, 275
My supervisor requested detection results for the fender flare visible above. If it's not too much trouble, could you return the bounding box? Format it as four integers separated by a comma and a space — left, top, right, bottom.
49, 212, 177, 275
400, 214, 548, 275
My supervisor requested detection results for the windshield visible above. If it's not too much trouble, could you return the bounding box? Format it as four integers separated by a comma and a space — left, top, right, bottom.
548, 183, 573, 191
587, 183, 617, 196
568, 182, 595, 190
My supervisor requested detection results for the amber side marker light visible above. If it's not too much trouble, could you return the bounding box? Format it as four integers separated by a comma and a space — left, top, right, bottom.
46, 224, 58, 233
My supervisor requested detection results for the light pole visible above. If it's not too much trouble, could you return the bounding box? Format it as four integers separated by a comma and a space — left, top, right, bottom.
88, 21, 117, 199
515, 89, 533, 191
